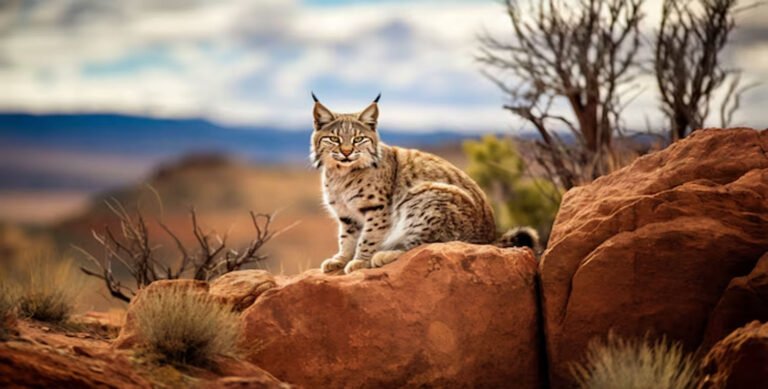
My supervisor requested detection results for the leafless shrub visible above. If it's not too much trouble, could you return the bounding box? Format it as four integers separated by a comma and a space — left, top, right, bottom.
654, 0, 758, 141
479, 0, 645, 190
77, 198, 286, 303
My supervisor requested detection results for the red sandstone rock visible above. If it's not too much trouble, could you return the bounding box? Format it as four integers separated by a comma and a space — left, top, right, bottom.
0, 320, 289, 388
540, 128, 768, 387
200, 376, 293, 389
703, 252, 768, 349
699, 321, 768, 389
209, 270, 277, 311
241, 242, 542, 388
0, 321, 150, 388
0, 345, 150, 388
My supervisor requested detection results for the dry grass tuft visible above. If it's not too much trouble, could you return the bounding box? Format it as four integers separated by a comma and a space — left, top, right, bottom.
134, 287, 241, 366
18, 290, 73, 323
0, 283, 18, 340
15, 256, 81, 324
571, 333, 699, 389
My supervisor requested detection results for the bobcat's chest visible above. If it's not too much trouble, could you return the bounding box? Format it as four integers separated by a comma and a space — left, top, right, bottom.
322, 170, 383, 222
323, 187, 356, 219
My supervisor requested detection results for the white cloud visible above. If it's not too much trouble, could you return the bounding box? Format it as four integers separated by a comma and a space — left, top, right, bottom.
0, 0, 765, 132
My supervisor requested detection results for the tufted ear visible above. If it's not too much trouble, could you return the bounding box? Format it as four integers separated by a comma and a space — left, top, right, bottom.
358, 93, 380, 130
312, 92, 335, 130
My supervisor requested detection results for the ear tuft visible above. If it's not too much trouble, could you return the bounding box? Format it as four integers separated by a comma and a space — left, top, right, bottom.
313, 99, 335, 130
358, 99, 379, 131
373, 92, 381, 103
311, 91, 319, 102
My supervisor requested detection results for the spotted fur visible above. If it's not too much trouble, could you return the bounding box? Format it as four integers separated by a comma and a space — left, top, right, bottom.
311, 95, 524, 274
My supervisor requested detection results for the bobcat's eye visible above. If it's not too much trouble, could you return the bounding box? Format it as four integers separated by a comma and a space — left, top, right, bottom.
328, 136, 340, 143
353, 136, 366, 143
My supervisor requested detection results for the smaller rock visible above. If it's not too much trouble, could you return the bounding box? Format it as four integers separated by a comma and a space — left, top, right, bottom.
702, 252, 768, 349
77, 311, 124, 332
209, 270, 277, 311
0, 340, 152, 387
0, 324, 19, 340
71, 345, 93, 358
203, 356, 292, 388
201, 376, 292, 388
0, 312, 17, 336
699, 321, 768, 389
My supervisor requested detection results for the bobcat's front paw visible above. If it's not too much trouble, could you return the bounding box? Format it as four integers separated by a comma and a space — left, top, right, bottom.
320, 257, 347, 273
371, 250, 404, 268
344, 259, 370, 274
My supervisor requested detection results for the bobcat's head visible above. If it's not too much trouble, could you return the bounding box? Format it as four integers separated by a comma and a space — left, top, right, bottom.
310, 93, 381, 170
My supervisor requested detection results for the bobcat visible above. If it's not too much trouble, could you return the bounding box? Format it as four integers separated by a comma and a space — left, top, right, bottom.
311, 94, 537, 274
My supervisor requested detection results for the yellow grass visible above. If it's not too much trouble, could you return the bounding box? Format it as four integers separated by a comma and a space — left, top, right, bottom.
570, 333, 699, 389
0, 283, 18, 339
134, 287, 241, 366
13, 253, 83, 324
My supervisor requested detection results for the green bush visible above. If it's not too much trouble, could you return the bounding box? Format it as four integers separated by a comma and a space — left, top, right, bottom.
463, 136, 561, 240
134, 287, 241, 366
571, 333, 699, 389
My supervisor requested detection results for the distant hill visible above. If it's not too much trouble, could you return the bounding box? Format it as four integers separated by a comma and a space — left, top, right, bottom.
50, 154, 335, 283
0, 113, 476, 191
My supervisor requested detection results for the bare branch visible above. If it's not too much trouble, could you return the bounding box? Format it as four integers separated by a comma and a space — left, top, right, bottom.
720, 73, 759, 127
655, 0, 744, 141
76, 193, 283, 302
479, 0, 645, 190
73, 245, 133, 303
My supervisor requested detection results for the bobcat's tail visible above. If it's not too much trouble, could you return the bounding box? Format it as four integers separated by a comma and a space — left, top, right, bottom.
495, 226, 540, 251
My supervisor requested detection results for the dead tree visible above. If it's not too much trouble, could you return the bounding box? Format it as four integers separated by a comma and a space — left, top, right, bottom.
479, 0, 644, 190
76, 198, 283, 302
655, 0, 754, 141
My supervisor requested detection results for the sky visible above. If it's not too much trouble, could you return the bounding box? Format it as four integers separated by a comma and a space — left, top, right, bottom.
0, 0, 766, 133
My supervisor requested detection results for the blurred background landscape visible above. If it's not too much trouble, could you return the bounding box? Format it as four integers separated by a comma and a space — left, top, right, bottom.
1, 0, 766, 311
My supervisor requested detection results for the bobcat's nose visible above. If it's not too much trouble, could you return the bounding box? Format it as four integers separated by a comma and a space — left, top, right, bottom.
340, 147, 353, 157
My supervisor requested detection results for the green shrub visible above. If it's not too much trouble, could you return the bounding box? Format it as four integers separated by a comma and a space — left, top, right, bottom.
571, 333, 699, 389
134, 287, 241, 366
16, 256, 79, 324
463, 136, 561, 240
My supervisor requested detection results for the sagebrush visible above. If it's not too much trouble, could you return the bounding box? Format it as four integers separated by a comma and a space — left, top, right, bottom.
571, 333, 699, 389
134, 287, 241, 366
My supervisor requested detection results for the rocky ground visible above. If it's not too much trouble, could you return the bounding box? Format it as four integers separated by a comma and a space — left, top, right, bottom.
1, 128, 766, 388
0, 315, 288, 388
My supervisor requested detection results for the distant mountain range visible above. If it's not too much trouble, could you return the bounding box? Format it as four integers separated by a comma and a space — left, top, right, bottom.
0, 113, 475, 161
0, 113, 479, 191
